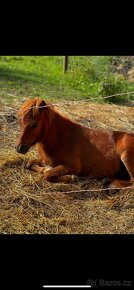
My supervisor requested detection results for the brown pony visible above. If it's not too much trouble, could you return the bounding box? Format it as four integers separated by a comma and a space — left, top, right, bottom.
15, 98, 134, 188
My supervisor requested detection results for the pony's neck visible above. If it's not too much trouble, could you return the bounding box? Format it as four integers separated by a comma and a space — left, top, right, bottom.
41, 108, 75, 150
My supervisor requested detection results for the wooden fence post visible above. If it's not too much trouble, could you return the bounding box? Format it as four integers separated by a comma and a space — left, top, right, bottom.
63, 56, 68, 73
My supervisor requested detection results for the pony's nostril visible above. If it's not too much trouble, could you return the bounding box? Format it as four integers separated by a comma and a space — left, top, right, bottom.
15, 144, 21, 152
15, 144, 29, 154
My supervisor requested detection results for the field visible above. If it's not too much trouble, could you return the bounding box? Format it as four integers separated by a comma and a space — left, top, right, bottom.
0, 56, 134, 234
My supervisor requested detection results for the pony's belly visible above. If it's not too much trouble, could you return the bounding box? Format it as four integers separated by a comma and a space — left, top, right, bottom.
81, 157, 121, 179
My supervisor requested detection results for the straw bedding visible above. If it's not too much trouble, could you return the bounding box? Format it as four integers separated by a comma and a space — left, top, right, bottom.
0, 99, 134, 234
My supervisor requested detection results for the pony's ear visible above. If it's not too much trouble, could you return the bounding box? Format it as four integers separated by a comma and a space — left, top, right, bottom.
39, 100, 47, 112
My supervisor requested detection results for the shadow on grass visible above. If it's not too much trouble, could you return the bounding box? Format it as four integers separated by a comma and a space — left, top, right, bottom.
0, 66, 46, 84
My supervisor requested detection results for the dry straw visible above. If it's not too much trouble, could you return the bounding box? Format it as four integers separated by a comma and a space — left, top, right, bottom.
0, 93, 134, 234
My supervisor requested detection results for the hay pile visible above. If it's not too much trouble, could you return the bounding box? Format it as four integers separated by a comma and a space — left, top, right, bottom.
0, 99, 134, 234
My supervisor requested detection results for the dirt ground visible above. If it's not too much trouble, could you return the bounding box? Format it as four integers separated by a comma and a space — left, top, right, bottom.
0, 98, 134, 234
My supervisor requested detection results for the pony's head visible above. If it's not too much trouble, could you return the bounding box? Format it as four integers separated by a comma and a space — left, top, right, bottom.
15, 98, 51, 154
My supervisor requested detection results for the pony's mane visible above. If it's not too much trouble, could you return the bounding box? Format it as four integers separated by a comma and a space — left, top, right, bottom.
18, 98, 47, 118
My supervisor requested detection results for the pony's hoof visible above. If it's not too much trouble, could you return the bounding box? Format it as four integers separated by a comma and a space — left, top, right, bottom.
25, 161, 32, 169
107, 182, 120, 195
102, 178, 112, 186
70, 175, 79, 183
108, 188, 119, 195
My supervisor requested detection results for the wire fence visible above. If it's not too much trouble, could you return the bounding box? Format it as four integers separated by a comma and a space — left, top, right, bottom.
0, 90, 134, 117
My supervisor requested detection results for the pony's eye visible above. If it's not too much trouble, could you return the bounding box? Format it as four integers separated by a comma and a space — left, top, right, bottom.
31, 123, 37, 128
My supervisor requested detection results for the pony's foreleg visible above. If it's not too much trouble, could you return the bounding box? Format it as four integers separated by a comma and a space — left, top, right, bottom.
43, 165, 78, 183
26, 159, 46, 173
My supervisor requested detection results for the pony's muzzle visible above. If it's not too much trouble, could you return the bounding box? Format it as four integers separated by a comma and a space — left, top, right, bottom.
15, 144, 29, 154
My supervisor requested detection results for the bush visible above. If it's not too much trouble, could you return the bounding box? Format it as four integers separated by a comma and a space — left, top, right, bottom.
99, 74, 134, 103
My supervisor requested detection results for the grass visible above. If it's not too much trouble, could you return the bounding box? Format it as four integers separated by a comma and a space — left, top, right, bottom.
0, 56, 134, 104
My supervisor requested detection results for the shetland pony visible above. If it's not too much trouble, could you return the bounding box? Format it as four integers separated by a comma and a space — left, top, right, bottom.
15, 98, 134, 188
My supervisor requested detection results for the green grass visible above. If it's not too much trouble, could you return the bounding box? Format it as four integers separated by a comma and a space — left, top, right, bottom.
0, 56, 134, 104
